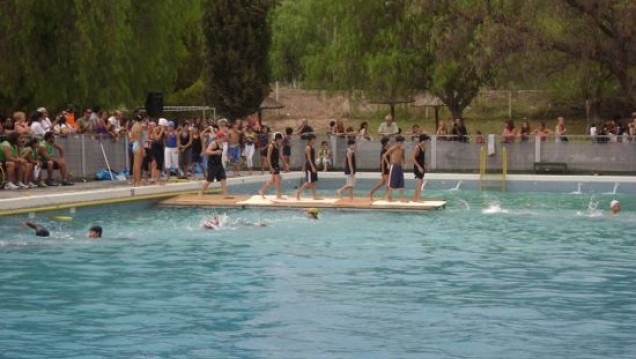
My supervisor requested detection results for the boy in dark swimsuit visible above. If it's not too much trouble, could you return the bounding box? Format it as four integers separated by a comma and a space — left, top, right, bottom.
295, 134, 319, 200
384, 135, 406, 202
412, 134, 429, 202
199, 131, 232, 198
368, 137, 390, 200
258, 132, 284, 199
336, 139, 356, 200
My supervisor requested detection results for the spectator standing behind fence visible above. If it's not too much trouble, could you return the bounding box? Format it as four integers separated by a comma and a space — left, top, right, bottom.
282, 127, 293, 172
108, 111, 123, 141
64, 105, 78, 133
410, 124, 422, 141
532, 121, 552, 142
555, 116, 568, 142
436, 121, 450, 140
519, 120, 531, 142
358, 121, 371, 142
36, 107, 53, 133
502, 120, 516, 143
297, 118, 314, 140
378, 115, 399, 137
75, 108, 91, 134
29, 111, 46, 138
452, 118, 469, 142
13, 112, 30, 135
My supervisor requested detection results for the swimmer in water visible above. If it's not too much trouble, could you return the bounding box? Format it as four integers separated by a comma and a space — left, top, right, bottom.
610, 200, 621, 215
305, 207, 319, 220
201, 215, 221, 230
88, 225, 102, 238
23, 222, 50, 237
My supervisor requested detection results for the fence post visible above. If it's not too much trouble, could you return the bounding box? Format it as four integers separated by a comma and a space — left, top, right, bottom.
81, 134, 87, 178
534, 135, 541, 163
431, 135, 437, 170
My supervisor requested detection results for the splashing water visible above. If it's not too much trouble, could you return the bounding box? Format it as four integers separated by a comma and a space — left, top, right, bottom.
448, 180, 463, 191
482, 199, 509, 214
570, 182, 583, 194
603, 182, 620, 195
576, 196, 603, 217
458, 199, 471, 210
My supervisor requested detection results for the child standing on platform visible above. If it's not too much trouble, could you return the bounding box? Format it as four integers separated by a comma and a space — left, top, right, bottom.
384, 135, 406, 202
412, 134, 429, 202
336, 139, 356, 200
295, 134, 319, 200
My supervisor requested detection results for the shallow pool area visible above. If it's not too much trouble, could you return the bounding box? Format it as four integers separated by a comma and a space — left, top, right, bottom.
1, 187, 636, 358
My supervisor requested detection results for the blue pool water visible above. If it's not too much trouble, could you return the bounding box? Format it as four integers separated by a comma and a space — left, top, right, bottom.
1, 187, 636, 359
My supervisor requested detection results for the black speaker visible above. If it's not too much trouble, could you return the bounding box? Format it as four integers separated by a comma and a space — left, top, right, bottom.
145, 92, 163, 118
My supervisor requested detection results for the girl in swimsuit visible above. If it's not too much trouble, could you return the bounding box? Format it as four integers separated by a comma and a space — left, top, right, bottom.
130, 114, 143, 186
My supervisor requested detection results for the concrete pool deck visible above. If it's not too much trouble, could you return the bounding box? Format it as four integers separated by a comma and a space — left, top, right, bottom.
1, 172, 635, 216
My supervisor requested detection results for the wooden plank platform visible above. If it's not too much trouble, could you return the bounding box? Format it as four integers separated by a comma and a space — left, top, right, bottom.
159, 194, 446, 211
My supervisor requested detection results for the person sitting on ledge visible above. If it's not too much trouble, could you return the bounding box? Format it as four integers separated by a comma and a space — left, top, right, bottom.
38, 132, 73, 186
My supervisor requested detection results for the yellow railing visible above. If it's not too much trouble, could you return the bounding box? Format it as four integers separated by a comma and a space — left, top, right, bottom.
479, 146, 507, 191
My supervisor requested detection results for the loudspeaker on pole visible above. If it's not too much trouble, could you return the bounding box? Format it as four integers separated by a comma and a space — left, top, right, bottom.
145, 92, 164, 118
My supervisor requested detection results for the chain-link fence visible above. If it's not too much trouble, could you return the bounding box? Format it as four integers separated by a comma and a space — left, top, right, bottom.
49, 134, 635, 179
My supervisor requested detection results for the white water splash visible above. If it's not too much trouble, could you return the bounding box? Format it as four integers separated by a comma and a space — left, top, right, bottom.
576, 196, 603, 217
603, 182, 620, 195
570, 183, 582, 195
482, 200, 509, 214
448, 180, 463, 191
458, 199, 471, 210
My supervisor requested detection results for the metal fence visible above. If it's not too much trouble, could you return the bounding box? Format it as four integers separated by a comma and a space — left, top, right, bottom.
52, 134, 635, 179
55, 135, 129, 179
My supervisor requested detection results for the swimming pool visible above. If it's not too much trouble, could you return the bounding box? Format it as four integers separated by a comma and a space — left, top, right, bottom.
1, 185, 636, 358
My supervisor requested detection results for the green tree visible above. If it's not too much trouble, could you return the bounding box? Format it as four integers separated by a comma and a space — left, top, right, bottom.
202, 0, 273, 120
0, 0, 198, 111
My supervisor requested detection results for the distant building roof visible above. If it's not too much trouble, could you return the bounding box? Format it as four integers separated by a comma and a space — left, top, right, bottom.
413, 93, 445, 107
260, 97, 284, 110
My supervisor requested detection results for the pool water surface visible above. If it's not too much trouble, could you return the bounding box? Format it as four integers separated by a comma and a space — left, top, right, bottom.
1, 189, 636, 358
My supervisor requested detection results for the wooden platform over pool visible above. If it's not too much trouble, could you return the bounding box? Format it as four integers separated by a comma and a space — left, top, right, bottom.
160, 194, 447, 211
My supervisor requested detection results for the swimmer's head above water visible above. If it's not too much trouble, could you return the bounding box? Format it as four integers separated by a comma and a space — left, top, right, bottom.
305, 208, 319, 220
610, 200, 621, 215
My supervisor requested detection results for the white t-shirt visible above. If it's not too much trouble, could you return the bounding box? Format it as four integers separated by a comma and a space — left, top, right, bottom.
30, 121, 46, 137
54, 123, 70, 135
41, 117, 52, 132
108, 116, 121, 133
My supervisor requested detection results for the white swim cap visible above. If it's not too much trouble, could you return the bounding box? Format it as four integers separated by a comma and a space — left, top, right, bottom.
610, 200, 620, 208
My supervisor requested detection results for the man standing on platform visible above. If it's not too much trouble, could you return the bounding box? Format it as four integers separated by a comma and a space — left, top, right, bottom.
199, 131, 231, 198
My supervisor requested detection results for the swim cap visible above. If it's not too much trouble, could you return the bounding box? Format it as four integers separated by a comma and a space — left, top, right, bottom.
610, 200, 620, 208
307, 208, 319, 219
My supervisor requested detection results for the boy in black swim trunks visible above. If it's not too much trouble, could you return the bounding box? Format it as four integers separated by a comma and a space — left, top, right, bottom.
259, 132, 284, 199
368, 137, 390, 200
199, 130, 231, 198
295, 134, 320, 200
336, 139, 356, 200
412, 134, 429, 202
384, 135, 406, 202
